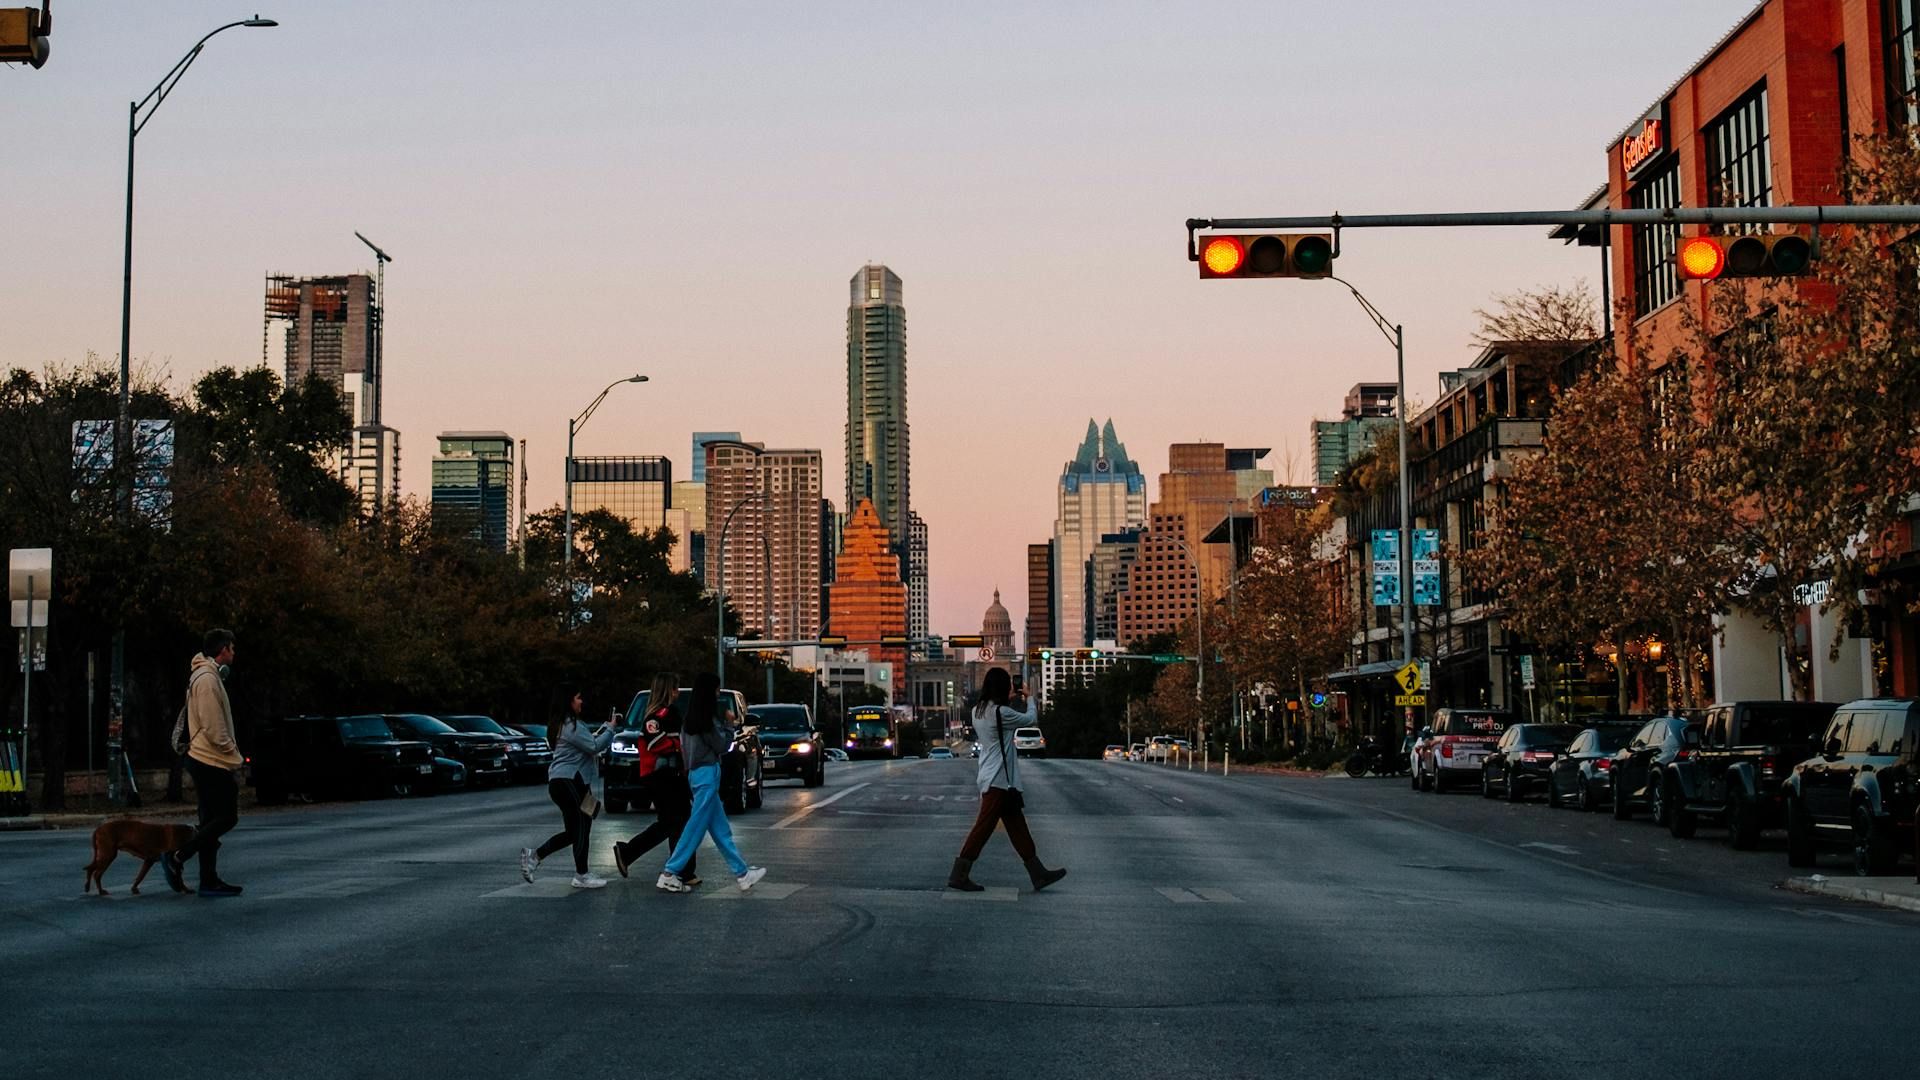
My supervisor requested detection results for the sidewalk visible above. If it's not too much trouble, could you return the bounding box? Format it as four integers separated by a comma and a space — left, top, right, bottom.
1785, 874, 1920, 914
2, 806, 199, 832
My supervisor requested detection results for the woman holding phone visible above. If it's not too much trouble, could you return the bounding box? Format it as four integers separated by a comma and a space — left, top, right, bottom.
947, 668, 1066, 892
520, 686, 615, 889
656, 672, 765, 893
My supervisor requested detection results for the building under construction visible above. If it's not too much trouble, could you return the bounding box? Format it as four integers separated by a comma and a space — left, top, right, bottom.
265, 272, 400, 513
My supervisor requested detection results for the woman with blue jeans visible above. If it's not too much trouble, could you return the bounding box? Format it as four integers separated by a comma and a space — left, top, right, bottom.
656, 672, 765, 893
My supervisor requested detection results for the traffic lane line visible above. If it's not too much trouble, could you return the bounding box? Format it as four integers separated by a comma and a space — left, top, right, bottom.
768, 782, 871, 830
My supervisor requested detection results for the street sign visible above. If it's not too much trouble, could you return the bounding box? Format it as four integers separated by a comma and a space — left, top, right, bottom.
1418, 659, 1432, 690
1310, 691, 1327, 708
1394, 661, 1421, 694
979, 645, 996, 662
1370, 530, 1400, 607
1519, 655, 1536, 690
1394, 693, 1427, 707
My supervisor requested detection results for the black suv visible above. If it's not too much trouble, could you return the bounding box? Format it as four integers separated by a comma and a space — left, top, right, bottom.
604, 688, 762, 815
1785, 699, 1919, 875
384, 713, 512, 787
1666, 700, 1838, 847
748, 703, 825, 788
1610, 716, 1700, 826
440, 714, 551, 783
247, 715, 436, 804
1480, 724, 1581, 802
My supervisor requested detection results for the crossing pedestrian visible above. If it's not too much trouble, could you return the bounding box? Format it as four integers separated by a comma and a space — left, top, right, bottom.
161, 629, 246, 898
656, 672, 764, 893
947, 668, 1067, 893
612, 673, 698, 885
520, 686, 615, 889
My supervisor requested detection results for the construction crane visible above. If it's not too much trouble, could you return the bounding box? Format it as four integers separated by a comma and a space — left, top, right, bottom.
353, 231, 392, 425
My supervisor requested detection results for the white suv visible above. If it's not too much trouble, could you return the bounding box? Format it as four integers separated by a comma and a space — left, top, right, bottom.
1013, 727, 1046, 756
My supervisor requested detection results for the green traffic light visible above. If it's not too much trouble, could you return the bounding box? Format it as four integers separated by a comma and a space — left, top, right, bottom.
1292, 235, 1333, 275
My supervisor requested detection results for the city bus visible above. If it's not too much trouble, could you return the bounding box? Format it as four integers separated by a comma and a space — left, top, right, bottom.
844, 705, 899, 759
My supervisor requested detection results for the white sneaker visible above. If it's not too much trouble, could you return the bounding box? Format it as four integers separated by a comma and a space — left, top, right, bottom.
656, 871, 690, 893
737, 866, 767, 892
571, 873, 607, 890
519, 848, 537, 883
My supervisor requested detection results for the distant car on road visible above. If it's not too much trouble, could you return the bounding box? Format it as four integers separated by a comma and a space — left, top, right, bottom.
1102, 745, 1125, 762
748, 703, 825, 788
824, 747, 850, 763
1128, 742, 1145, 761
608, 687, 761, 814
1145, 736, 1175, 762
928, 746, 956, 759
247, 715, 436, 804
1014, 727, 1046, 757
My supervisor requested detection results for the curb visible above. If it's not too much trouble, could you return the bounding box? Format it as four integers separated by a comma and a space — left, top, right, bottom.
1784, 875, 1920, 914
2, 810, 200, 833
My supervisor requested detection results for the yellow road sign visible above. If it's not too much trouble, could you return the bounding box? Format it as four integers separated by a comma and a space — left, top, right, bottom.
1394, 693, 1427, 707
1394, 662, 1422, 693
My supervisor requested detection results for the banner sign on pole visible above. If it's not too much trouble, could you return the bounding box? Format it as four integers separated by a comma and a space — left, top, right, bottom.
1412, 528, 1441, 607
1370, 530, 1400, 607
1519, 654, 1536, 690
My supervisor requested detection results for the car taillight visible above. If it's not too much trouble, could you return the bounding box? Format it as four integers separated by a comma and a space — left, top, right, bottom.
1759, 755, 1776, 777
1596, 758, 1612, 770
1521, 751, 1553, 762
1675, 749, 1695, 762
1440, 743, 1454, 759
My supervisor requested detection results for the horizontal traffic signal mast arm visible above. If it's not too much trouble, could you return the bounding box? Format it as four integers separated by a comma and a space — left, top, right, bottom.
1187, 205, 1920, 234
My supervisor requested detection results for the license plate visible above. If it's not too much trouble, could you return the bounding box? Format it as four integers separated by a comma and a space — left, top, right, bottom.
417, 764, 433, 774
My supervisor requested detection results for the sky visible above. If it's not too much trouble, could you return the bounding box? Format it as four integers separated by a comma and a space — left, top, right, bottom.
4, 0, 1763, 638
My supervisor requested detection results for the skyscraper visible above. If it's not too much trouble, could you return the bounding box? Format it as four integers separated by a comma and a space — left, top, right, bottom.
1052, 419, 1146, 648
1087, 528, 1142, 646
570, 455, 671, 533
431, 432, 514, 553
1026, 541, 1054, 654
827, 499, 908, 682
1311, 382, 1398, 486
846, 265, 909, 554
704, 440, 824, 641
1116, 443, 1270, 647
264, 272, 398, 514
908, 511, 929, 648
690, 432, 740, 484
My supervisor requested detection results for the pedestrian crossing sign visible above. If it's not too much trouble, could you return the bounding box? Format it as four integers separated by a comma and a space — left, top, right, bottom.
1394, 662, 1422, 693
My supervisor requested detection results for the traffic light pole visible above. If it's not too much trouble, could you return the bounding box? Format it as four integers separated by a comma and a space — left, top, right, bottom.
1188, 205, 1920, 233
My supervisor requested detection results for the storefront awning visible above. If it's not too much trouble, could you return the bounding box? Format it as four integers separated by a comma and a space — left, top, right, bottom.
1326, 659, 1404, 683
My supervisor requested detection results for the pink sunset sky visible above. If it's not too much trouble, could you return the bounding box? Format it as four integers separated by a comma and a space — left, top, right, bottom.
4, 1, 1760, 637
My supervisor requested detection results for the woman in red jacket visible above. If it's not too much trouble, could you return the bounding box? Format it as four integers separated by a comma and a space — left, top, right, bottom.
613, 673, 698, 885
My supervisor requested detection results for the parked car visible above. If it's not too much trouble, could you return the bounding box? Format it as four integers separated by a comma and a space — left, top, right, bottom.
383, 713, 512, 788
440, 714, 551, 783
606, 687, 760, 815
929, 746, 956, 760
1666, 700, 1839, 846
1102, 744, 1126, 762
1127, 742, 1145, 762
1413, 708, 1511, 793
1545, 724, 1639, 811
1785, 699, 1918, 875
431, 755, 468, 791
1145, 736, 1175, 762
247, 715, 436, 804
1014, 727, 1046, 757
747, 703, 825, 788
1610, 716, 1700, 825
1480, 724, 1581, 802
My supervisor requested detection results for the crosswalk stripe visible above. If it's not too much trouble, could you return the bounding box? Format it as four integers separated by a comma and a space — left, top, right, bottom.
1155, 886, 1242, 904
943, 887, 1018, 902
703, 882, 807, 901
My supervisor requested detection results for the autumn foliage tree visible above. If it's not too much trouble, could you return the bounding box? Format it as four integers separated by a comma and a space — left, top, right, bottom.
1223, 500, 1350, 738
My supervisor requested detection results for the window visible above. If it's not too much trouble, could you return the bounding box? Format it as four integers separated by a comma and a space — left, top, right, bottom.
1888, 0, 1919, 131
1631, 162, 1682, 316
1705, 85, 1773, 216
1845, 712, 1888, 754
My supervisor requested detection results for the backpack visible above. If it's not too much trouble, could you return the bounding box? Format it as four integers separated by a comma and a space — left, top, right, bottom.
170, 668, 213, 757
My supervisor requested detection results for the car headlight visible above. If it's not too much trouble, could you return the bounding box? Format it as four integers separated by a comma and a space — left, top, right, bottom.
883, 739, 893, 748
506, 742, 522, 752
790, 742, 813, 753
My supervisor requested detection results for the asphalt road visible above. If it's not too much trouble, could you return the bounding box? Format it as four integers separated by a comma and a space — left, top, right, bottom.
4, 757, 1916, 1079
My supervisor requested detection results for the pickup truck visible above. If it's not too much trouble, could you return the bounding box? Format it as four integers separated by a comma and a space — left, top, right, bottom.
1413, 708, 1512, 793
1667, 700, 1838, 847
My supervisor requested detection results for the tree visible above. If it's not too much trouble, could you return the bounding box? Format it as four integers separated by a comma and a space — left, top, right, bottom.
1471, 281, 1600, 347
1224, 501, 1349, 740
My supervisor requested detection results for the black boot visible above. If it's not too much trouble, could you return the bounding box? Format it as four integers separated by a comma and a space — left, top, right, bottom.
947, 857, 984, 892
1024, 858, 1066, 892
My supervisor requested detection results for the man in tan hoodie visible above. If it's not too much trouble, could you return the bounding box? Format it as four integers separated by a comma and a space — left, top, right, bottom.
162, 629, 244, 897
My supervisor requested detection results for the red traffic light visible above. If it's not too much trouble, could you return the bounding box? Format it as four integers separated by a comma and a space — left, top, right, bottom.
1197, 233, 1335, 279
1678, 232, 1813, 281
1678, 238, 1726, 280
1200, 236, 1246, 275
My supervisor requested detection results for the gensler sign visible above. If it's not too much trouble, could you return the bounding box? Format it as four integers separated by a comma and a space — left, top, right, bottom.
1620, 103, 1669, 178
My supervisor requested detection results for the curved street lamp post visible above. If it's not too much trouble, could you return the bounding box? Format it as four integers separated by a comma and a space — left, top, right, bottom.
563, 375, 647, 626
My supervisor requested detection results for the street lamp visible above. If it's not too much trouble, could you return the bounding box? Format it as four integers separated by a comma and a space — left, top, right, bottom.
1320, 274, 1414, 672
715, 491, 764, 685
110, 14, 275, 806
563, 374, 647, 623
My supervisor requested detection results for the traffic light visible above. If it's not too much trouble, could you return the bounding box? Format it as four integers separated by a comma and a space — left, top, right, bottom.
1086, 649, 1102, 660
946, 635, 984, 649
1197, 234, 1335, 280
0, 4, 52, 69
817, 635, 847, 647
1038, 649, 1054, 661
1677, 233, 1814, 281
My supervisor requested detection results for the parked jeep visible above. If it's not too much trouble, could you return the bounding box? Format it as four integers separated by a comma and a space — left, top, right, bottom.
1666, 700, 1838, 847
247, 715, 437, 804
1784, 699, 1919, 875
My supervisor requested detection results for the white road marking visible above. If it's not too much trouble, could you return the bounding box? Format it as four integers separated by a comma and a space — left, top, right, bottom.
769, 782, 871, 830
261, 877, 404, 900
1156, 887, 1242, 903
943, 887, 1017, 902
1520, 842, 1580, 856
481, 879, 580, 898
704, 882, 807, 901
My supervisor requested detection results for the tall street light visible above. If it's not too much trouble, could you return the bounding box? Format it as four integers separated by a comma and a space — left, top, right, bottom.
1323, 275, 1414, 672
715, 492, 764, 685
111, 14, 275, 806
563, 374, 647, 624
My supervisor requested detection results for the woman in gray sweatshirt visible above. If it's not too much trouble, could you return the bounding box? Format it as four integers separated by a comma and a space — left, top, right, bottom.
521, 687, 615, 889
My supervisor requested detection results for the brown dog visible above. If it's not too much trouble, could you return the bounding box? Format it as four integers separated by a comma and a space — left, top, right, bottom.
83, 820, 194, 896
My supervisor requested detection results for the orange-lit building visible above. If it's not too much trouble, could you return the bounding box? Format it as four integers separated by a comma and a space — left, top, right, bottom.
827, 499, 908, 680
